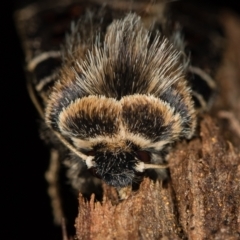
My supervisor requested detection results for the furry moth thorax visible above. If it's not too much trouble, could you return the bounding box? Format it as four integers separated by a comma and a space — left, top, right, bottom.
45, 13, 196, 188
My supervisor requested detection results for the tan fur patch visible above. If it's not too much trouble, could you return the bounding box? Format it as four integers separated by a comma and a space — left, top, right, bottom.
58, 94, 184, 152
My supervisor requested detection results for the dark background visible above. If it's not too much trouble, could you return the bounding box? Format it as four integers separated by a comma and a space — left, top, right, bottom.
1, 1, 240, 240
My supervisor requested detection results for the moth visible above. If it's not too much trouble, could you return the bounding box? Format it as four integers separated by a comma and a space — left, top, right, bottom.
15, 0, 222, 225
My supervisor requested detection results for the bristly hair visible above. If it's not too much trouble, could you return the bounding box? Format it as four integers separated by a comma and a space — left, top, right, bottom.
46, 13, 195, 138
67, 13, 186, 97
44, 12, 197, 191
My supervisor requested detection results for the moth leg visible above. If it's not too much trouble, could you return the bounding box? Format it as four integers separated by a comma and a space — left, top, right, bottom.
188, 65, 217, 112
145, 153, 169, 181
61, 218, 69, 240
45, 148, 64, 225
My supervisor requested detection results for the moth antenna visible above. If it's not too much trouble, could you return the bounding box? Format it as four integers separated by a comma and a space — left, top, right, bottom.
53, 130, 89, 162
135, 162, 168, 172
144, 163, 168, 169
26, 79, 45, 118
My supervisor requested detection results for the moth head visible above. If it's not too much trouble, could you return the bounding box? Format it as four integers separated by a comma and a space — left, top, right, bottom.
74, 146, 166, 188
85, 151, 142, 187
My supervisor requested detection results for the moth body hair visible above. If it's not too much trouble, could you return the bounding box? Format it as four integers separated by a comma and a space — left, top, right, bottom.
44, 13, 197, 189
15, 0, 224, 226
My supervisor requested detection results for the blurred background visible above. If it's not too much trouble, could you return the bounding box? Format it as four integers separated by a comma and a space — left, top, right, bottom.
1, 0, 240, 239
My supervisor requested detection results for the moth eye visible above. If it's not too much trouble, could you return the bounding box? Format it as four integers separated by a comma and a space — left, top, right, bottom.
88, 167, 101, 178
87, 150, 96, 156
136, 151, 151, 163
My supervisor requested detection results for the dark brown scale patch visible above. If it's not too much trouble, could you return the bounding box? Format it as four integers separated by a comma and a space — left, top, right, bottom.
160, 87, 191, 129
48, 82, 87, 131
59, 98, 120, 139
122, 99, 174, 142
63, 111, 118, 139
